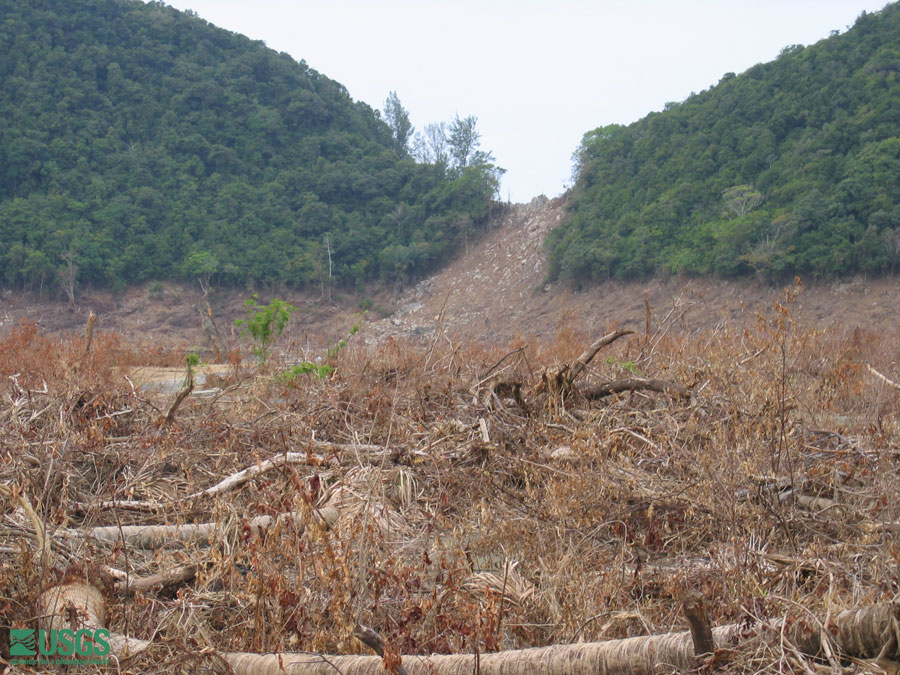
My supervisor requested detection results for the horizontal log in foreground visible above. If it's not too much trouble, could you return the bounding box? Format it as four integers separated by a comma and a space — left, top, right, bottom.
40, 582, 899, 675
224, 603, 898, 674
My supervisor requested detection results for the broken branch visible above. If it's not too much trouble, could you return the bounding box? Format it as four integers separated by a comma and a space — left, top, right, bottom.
582, 377, 690, 400
117, 563, 198, 595
73, 507, 339, 549
568, 329, 635, 383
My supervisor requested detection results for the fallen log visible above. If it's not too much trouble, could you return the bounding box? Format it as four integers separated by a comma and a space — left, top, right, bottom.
38, 579, 900, 675
116, 563, 198, 595
41, 582, 151, 658
70, 507, 339, 549
583, 378, 690, 400
186, 451, 330, 500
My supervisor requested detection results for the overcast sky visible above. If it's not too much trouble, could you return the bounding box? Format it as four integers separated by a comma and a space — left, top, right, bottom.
163, 0, 890, 203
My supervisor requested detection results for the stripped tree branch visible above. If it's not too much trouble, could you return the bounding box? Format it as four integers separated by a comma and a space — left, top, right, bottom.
867, 364, 900, 391
582, 377, 690, 400
117, 563, 199, 595
71, 507, 339, 550
568, 329, 635, 383
164, 366, 193, 425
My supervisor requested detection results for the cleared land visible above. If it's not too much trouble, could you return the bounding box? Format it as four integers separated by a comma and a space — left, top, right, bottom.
1, 284, 898, 673
2, 202, 899, 672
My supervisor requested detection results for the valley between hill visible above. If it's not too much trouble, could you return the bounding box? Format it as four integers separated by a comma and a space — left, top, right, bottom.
1, 196, 899, 354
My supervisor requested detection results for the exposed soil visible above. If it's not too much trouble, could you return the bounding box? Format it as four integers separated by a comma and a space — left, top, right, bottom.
0, 282, 373, 357
376, 195, 900, 344
2, 195, 899, 353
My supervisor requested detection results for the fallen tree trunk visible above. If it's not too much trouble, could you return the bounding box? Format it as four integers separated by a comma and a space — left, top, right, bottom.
116, 563, 198, 595
583, 378, 690, 400
224, 624, 740, 675
71, 507, 338, 549
41, 582, 151, 658
39, 580, 899, 675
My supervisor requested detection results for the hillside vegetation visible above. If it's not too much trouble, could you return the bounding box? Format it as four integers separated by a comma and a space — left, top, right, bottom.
547, 3, 900, 283
0, 0, 501, 292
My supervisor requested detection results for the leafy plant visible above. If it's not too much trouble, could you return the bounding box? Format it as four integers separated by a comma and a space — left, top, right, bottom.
235, 295, 296, 366
277, 361, 335, 384
277, 314, 364, 385
606, 356, 640, 374
185, 350, 201, 369
327, 314, 363, 359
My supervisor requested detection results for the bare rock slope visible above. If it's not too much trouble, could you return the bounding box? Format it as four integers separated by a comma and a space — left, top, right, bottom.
374, 195, 567, 342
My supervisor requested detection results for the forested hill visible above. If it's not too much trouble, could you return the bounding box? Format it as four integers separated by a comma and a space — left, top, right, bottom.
0, 0, 501, 292
547, 3, 900, 283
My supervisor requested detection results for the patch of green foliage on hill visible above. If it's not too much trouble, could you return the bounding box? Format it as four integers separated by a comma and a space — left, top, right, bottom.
547, 3, 900, 283
0, 0, 502, 293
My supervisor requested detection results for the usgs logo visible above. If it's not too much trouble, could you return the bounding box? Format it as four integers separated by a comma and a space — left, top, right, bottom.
10, 628, 111, 664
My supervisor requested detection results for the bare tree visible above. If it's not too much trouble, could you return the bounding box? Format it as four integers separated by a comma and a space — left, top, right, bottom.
413, 122, 448, 169
58, 250, 78, 308
884, 227, 900, 275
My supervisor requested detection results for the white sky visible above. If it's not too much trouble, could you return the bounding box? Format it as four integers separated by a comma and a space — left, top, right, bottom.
163, 0, 890, 203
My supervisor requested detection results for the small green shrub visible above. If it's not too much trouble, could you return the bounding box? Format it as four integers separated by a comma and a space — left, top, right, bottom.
236, 295, 296, 366
606, 356, 639, 374
277, 361, 335, 384
277, 314, 364, 385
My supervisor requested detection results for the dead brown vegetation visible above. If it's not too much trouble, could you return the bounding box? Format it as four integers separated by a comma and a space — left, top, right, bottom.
1, 284, 899, 673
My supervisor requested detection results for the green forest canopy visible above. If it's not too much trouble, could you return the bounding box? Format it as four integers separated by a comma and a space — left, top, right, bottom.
0, 0, 503, 293
547, 3, 900, 283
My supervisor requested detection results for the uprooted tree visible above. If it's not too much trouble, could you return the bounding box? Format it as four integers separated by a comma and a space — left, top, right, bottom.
507, 329, 691, 415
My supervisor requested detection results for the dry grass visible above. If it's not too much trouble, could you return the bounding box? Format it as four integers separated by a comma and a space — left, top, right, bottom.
1, 286, 898, 673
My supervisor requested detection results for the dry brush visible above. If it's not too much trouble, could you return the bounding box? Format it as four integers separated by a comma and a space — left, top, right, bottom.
1, 291, 899, 673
